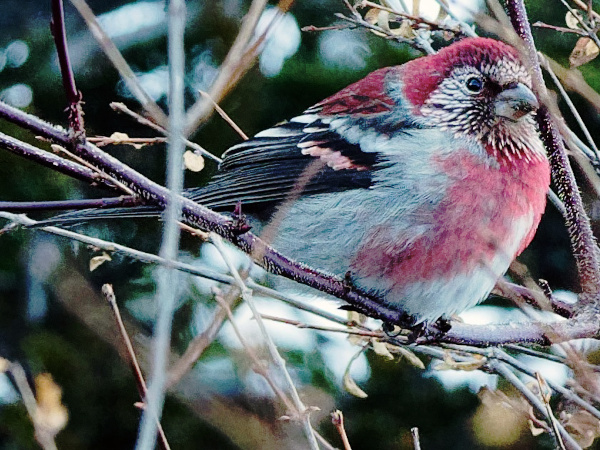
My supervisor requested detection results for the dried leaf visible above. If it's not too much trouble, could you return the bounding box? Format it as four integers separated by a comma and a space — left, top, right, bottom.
528, 419, 546, 437
343, 347, 368, 398
364, 8, 379, 25
89, 252, 112, 271
371, 338, 394, 360
377, 10, 391, 32
473, 387, 531, 446
561, 410, 600, 448
184, 150, 205, 172
343, 371, 368, 398
396, 346, 425, 369
399, 20, 416, 38
347, 333, 365, 346
109, 131, 130, 142
566, 10, 584, 29
34, 374, 68, 436
434, 351, 486, 371
570, 37, 600, 68
347, 310, 368, 326
363, 8, 388, 37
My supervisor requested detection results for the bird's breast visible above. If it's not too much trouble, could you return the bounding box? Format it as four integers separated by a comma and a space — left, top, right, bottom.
350, 147, 550, 320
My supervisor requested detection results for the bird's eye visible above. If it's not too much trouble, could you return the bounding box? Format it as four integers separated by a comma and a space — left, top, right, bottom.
465, 77, 483, 93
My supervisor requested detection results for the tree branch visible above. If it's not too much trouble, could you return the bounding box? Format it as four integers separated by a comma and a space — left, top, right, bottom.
51, 0, 85, 138
504, 0, 600, 304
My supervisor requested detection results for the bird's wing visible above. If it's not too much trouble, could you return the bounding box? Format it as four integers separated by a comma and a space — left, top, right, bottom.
191, 67, 411, 210
33, 67, 417, 225
192, 117, 381, 210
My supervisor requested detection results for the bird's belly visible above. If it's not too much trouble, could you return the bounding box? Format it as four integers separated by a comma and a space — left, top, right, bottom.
350, 209, 535, 321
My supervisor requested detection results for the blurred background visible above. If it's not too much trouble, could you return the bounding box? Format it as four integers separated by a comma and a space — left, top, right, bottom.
0, 0, 596, 448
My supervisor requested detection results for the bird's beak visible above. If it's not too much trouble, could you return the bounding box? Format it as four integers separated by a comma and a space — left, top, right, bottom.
494, 83, 539, 121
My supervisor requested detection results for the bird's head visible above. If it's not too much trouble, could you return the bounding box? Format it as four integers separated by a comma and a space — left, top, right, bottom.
401, 37, 544, 162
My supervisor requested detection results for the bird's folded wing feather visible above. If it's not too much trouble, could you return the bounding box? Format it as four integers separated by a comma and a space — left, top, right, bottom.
33, 68, 416, 225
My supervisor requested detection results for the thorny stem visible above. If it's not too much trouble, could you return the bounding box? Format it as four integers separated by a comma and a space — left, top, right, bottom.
3, 211, 594, 346
51, 0, 85, 139
504, 0, 600, 303
0, 131, 113, 189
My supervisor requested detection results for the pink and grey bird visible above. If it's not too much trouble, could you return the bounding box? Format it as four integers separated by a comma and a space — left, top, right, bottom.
54, 37, 551, 323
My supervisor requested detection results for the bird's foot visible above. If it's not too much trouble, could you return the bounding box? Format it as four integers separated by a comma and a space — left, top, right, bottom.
406, 318, 452, 343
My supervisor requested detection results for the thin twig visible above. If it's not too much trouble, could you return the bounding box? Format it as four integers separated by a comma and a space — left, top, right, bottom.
433, 0, 477, 37
260, 314, 383, 337
489, 360, 581, 450
102, 284, 171, 450
411, 427, 421, 450
210, 233, 320, 450
185, 0, 269, 135
166, 288, 237, 388
213, 288, 297, 412
136, 0, 187, 447
51, 143, 136, 196
1, 209, 596, 346
0, 131, 114, 189
538, 53, 600, 161
51, 0, 85, 138
558, 0, 600, 49
358, 0, 462, 34
8, 363, 59, 450
110, 102, 221, 163
89, 136, 167, 147
536, 372, 566, 450
533, 22, 588, 36
199, 90, 249, 140
331, 410, 352, 450
505, 0, 600, 301
0, 196, 138, 212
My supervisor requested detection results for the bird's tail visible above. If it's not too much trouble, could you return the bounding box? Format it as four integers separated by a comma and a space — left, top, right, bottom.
27, 204, 163, 228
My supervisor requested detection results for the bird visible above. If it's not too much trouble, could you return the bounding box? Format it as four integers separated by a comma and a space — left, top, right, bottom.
46, 37, 551, 324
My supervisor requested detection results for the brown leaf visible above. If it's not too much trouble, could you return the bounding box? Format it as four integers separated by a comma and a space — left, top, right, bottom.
343, 371, 368, 398
396, 346, 425, 369
434, 351, 486, 371
561, 410, 600, 448
570, 37, 600, 68
371, 338, 394, 360
89, 252, 112, 271
364, 8, 379, 25
473, 387, 531, 446
34, 373, 68, 436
